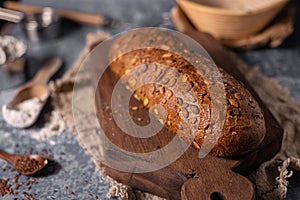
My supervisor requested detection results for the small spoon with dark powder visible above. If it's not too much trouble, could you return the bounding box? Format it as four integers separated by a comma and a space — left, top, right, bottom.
0, 150, 48, 175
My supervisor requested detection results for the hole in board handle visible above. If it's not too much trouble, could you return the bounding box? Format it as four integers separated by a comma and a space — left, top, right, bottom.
210, 192, 226, 200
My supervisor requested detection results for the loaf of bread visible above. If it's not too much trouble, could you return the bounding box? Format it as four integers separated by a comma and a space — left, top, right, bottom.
109, 29, 266, 157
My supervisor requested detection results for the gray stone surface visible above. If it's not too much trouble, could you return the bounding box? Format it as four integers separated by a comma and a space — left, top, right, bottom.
238, 48, 300, 102
0, 89, 112, 199
0, 0, 300, 199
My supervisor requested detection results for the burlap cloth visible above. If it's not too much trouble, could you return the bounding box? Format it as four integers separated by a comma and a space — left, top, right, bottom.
49, 31, 300, 200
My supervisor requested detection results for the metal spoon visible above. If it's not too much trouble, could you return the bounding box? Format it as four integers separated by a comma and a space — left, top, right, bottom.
2, 57, 62, 128
0, 150, 48, 175
0, 7, 24, 23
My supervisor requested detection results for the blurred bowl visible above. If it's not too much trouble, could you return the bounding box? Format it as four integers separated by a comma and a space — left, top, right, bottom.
177, 0, 289, 39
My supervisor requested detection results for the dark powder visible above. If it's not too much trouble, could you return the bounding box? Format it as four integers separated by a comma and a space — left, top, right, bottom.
0, 179, 14, 196
23, 191, 37, 200
15, 157, 42, 174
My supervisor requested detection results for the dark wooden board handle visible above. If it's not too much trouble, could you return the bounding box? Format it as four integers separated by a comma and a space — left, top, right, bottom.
180, 158, 254, 200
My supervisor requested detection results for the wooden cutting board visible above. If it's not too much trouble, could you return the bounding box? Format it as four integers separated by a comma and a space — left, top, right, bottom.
93, 12, 283, 200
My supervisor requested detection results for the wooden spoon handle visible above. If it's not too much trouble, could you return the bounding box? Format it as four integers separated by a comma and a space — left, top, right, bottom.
33, 57, 62, 85
0, 150, 15, 165
0, 150, 8, 160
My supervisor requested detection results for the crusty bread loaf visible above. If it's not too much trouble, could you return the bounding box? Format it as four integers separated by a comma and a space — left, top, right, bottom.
108, 29, 266, 157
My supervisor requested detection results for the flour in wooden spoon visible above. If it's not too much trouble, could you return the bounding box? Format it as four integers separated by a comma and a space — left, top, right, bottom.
2, 97, 45, 128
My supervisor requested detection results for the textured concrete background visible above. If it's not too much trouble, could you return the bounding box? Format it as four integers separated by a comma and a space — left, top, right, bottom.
0, 0, 300, 199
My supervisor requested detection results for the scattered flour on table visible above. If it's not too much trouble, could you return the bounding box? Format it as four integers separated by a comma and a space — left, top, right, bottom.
31, 110, 66, 145
2, 97, 44, 128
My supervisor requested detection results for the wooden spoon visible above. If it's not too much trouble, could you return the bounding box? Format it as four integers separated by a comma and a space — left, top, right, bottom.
0, 150, 48, 175
2, 57, 62, 128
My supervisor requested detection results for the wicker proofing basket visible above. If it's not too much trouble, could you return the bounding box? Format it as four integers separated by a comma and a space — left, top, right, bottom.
177, 0, 289, 39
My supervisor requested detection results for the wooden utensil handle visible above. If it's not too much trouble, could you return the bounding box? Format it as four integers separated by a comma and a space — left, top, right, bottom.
0, 150, 9, 160
0, 150, 15, 165
33, 57, 62, 85
4, 1, 106, 27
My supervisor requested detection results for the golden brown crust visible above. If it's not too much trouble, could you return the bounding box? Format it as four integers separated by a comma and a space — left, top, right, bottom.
108, 30, 266, 157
